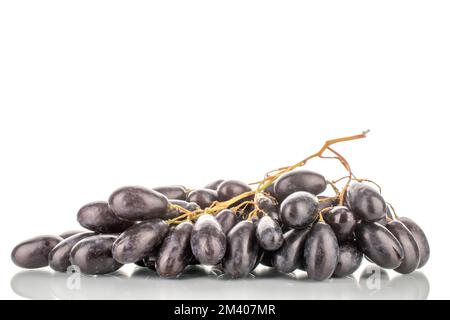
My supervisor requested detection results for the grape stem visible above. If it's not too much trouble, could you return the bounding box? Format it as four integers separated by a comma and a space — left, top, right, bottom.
167, 130, 369, 225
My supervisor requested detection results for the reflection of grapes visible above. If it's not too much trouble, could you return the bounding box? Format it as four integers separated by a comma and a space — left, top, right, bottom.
11, 132, 430, 280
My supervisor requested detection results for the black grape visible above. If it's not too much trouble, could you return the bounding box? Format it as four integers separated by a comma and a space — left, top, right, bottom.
355, 221, 404, 269
346, 183, 386, 222
272, 228, 310, 273
222, 221, 259, 278
323, 206, 357, 242
304, 222, 339, 281
279, 191, 319, 229
333, 241, 363, 277
274, 169, 326, 201
398, 217, 430, 268
256, 216, 283, 251
386, 220, 420, 274
156, 222, 193, 278
190, 214, 226, 265
112, 219, 169, 264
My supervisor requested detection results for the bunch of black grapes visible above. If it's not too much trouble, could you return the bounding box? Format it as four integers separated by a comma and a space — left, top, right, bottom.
11, 171, 429, 281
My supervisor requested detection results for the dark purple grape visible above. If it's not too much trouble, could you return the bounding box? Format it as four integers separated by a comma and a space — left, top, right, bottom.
256, 216, 283, 251
222, 221, 259, 278
216, 209, 240, 235
398, 217, 430, 268
112, 219, 169, 264
77, 201, 134, 233
156, 222, 193, 278
109, 186, 170, 221
204, 179, 225, 190
190, 214, 226, 265
386, 220, 420, 274
323, 206, 357, 242
70, 235, 122, 275
355, 221, 404, 269
59, 230, 85, 239
274, 169, 326, 201
217, 180, 252, 201
187, 189, 218, 209
333, 241, 363, 277
164, 200, 200, 219
346, 183, 386, 222
49, 232, 96, 272
272, 228, 310, 273
11, 235, 63, 269
279, 191, 319, 229
304, 222, 339, 281
154, 185, 187, 201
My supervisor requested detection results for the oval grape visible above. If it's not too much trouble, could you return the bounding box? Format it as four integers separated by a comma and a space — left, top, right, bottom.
304, 222, 339, 281
190, 214, 226, 265
222, 221, 259, 278
274, 169, 326, 201
70, 235, 122, 275
11, 235, 63, 269
112, 219, 169, 264
355, 221, 404, 269
386, 220, 420, 274
109, 186, 170, 221
256, 216, 283, 251
279, 191, 319, 229
49, 232, 96, 272
77, 201, 134, 233
156, 222, 193, 278
398, 217, 430, 268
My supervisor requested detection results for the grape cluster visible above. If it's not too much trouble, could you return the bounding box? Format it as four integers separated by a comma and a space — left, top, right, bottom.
11, 133, 430, 281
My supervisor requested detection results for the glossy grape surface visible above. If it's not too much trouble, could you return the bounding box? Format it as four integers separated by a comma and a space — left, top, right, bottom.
355, 221, 404, 269
304, 222, 339, 281
272, 228, 310, 273
398, 217, 430, 268
59, 230, 85, 239
154, 185, 187, 201
109, 186, 170, 221
279, 191, 319, 229
346, 183, 386, 222
70, 235, 123, 275
217, 180, 252, 201
386, 220, 420, 274
187, 189, 218, 209
49, 232, 95, 272
256, 216, 283, 251
156, 222, 193, 278
216, 209, 240, 235
323, 206, 357, 242
333, 241, 363, 277
77, 201, 134, 233
112, 219, 169, 264
11, 235, 63, 269
274, 169, 327, 201
222, 221, 259, 278
190, 214, 226, 265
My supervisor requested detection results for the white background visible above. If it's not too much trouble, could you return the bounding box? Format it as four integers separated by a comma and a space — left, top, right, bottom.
0, 0, 449, 299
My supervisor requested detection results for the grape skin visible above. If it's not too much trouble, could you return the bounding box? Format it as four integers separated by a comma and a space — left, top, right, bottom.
70, 235, 123, 275
398, 217, 430, 268
222, 221, 259, 278
355, 221, 404, 269
272, 228, 310, 273
190, 214, 226, 265
386, 220, 420, 274
256, 216, 284, 251
156, 222, 193, 278
112, 219, 169, 264
49, 232, 95, 272
279, 191, 319, 229
304, 222, 339, 281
